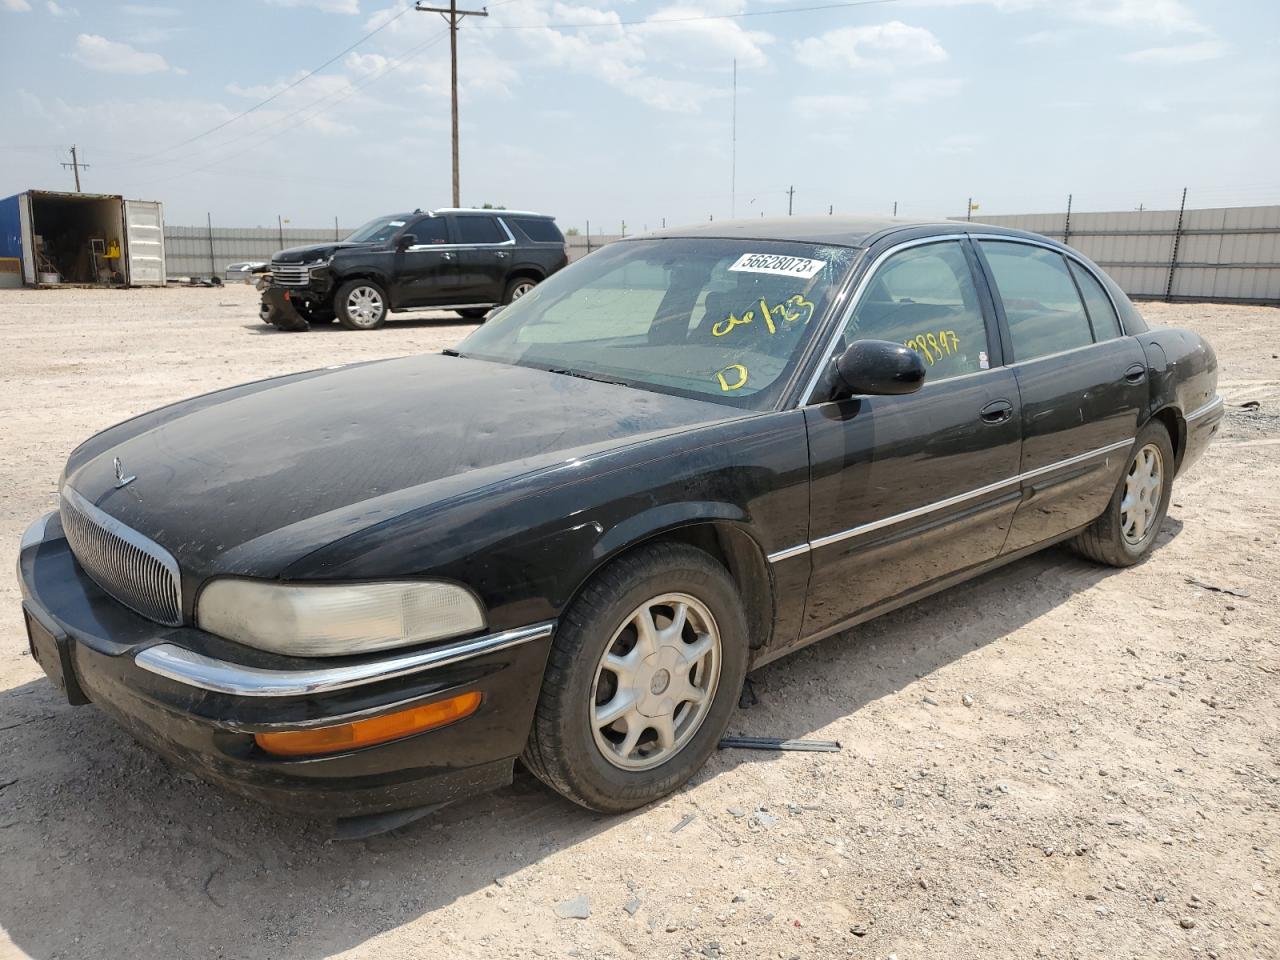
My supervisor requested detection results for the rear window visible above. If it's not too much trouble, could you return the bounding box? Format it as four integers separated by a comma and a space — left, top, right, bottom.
510, 217, 564, 243
455, 216, 506, 244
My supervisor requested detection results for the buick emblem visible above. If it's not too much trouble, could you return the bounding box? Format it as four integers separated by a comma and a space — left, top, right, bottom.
113, 457, 136, 490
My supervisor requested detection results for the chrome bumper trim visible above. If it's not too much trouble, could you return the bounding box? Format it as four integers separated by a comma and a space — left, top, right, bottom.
1185, 395, 1224, 422
134, 621, 555, 697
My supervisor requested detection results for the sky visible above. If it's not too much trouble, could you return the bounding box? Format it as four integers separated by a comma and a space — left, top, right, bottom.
2, 0, 1278, 232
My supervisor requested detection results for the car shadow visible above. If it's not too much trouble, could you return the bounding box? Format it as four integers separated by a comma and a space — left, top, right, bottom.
0, 525, 1181, 960
239, 312, 480, 336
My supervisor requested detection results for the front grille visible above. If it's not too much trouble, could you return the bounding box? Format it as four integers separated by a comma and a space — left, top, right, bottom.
60, 488, 183, 627
269, 261, 310, 286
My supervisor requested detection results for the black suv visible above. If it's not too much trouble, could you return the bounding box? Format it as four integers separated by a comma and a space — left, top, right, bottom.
262, 208, 568, 330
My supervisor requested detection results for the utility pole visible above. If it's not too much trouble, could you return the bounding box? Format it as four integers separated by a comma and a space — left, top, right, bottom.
61, 144, 89, 192
966, 196, 972, 221
730, 58, 737, 219
892, 200, 897, 216
787, 185, 795, 216
207, 212, 216, 277
416, 0, 488, 208
277, 214, 284, 249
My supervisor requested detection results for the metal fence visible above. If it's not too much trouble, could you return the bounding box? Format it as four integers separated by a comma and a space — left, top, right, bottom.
165, 206, 1280, 304
965, 204, 1280, 304
164, 225, 346, 280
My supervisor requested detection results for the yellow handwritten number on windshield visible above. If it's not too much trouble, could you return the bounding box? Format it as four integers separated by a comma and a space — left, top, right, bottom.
711, 295, 815, 338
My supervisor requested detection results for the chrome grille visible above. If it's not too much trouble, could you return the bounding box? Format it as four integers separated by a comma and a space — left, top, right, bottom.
60, 487, 183, 627
269, 261, 310, 286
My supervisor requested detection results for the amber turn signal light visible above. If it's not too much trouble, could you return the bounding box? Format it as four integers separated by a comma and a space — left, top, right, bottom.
254, 691, 482, 757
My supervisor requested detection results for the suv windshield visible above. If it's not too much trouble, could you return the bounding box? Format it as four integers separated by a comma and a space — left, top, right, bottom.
344, 216, 408, 244
457, 238, 859, 409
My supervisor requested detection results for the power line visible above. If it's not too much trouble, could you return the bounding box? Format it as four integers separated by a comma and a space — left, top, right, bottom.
100, 2, 416, 165
143, 30, 451, 186
490, 0, 900, 30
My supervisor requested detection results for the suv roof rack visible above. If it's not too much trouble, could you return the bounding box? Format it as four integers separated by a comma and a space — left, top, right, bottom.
433, 207, 554, 219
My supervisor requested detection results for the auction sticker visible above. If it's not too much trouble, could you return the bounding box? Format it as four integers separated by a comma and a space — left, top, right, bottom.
728, 252, 826, 279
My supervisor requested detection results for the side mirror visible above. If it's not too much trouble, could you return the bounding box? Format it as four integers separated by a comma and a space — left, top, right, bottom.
396, 233, 417, 250
833, 339, 927, 397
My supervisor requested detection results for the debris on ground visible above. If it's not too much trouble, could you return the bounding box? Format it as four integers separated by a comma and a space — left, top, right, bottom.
1184, 577, 1251, 598
555, 895, 591, 920
718, 736, 842, 752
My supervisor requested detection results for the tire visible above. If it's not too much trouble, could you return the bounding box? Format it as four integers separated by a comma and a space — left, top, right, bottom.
522, 542, 749, 813
335, 279, 388, 330
457, 307, 490, 320
503, 276, 539, 304
1070, 420, 1175, 567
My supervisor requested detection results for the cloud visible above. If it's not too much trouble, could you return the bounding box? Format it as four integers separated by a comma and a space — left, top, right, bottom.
905, 0, 1208, 35
266, 0, 360, 13
2, 0, 32, 11
890, 75, 964, 103
72, 34, 172, 73
119, 3, 181, 13
936, 133, 983, 155
794, 21, 947, 71
1121, 39, 1226, 64
46, 0, 75, 15
791, 94, 870, 122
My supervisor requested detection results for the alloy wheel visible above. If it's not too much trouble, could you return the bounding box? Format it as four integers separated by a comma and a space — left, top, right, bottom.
1121, 442, 1164, 544
590, 592, 722, 771
345, 286, 384, 327
510, 280, 535, 301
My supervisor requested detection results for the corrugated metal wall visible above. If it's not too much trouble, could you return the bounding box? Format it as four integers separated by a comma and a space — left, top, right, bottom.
967, 205, 1280, 303
164, 207, 1279, 303
164, 225, 347, 279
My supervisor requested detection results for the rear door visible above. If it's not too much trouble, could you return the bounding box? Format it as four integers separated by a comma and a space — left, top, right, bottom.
800, 237, 1023, 640
393, 215, 458, 308
451, 215, 513, 303
972, 237, 1147, 552
123, 199, 165, 286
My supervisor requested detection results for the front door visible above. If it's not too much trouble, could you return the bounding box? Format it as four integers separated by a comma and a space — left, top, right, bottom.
972, 239, 1147, 553
800, 238, 1023, 641
393, 216, 458, 308
451, 214, 512, 303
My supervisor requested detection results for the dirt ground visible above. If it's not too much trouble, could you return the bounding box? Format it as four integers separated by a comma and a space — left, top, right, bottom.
0, 285, 1276, 960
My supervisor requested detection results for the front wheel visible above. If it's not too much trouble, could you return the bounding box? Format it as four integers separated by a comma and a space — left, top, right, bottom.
335, 279, 388, 330
457, 307, 490, 320
1070, 420, 1175, 567
522, 543, 748, 813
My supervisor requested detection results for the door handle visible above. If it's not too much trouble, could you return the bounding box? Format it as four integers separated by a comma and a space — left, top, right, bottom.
495, 251, 508, 259
441, 251, 454, 260
1124, 363, 1147, 384
979, 399, 1014, 424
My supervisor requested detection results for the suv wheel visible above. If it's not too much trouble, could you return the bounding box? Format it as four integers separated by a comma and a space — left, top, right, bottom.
336, 279, 388, 330
504, 277, 538, 304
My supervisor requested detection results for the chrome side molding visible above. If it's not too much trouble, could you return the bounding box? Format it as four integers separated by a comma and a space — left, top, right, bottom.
768, 437, 1135, 562
134, 621, 555, 697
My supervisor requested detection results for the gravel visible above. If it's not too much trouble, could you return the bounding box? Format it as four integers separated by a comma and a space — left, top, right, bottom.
0, 288, 1277, 959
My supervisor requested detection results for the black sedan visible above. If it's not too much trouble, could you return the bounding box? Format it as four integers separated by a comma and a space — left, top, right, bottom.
17, 217, 1223, 825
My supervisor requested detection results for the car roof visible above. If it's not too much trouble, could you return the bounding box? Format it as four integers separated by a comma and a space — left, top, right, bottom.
638, 215, 1052, 249
433, 207, 554, 219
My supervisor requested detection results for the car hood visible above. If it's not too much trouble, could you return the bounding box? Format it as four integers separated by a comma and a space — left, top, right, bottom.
272, 241, 370, 263
63, 355, 740, 581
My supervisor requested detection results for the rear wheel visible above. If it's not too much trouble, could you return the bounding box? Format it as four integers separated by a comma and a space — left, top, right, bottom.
503, 277, 538, 304
1070, 420, 1174, 567
522, 543, 748, 813
457, 307, 490, 320
335, 279, 388, 330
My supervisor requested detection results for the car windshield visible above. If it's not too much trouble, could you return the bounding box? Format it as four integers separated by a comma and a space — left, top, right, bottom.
457, 238, 860, 409
344, 216, 407, 244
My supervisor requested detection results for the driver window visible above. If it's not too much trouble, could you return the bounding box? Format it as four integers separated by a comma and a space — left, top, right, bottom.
842, 240, 991, 380
407, 217, 449, 245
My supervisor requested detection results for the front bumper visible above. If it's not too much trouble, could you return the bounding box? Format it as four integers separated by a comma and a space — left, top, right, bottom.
17, 511, 555, 817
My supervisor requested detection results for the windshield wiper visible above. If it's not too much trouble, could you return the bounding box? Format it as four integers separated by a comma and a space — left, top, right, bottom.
442, 348, 461, 357
546, 367, 628, 387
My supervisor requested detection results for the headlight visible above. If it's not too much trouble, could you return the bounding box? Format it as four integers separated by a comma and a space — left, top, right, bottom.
196, 579, 486, 657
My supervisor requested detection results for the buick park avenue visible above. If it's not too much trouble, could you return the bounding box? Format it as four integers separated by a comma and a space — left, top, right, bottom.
18, 217, 1223, 826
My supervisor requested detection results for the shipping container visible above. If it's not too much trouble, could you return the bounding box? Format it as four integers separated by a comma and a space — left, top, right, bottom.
0, 190, 166, 287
